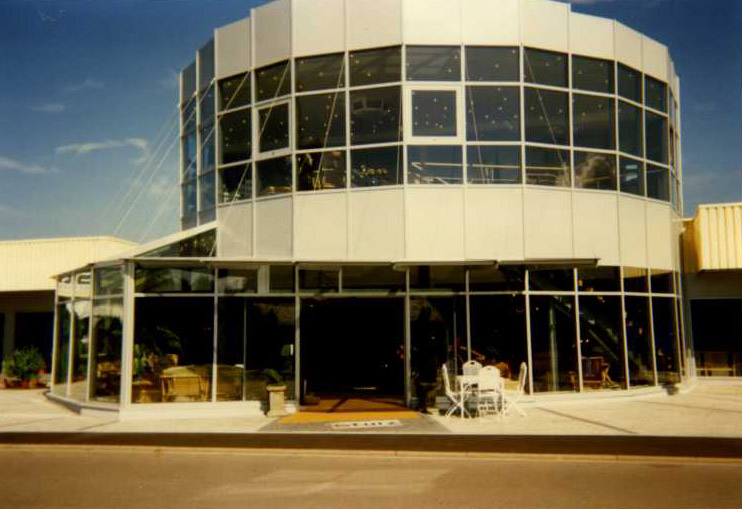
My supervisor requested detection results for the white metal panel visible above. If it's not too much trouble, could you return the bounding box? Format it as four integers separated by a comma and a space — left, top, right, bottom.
461, 0, 519, 46
696, 203, 742, 271
293, 0, 345, 57
642, 35, 669, 82
216, 202, 253, 257
618, 195, 647, 268
405, 187, 465, 260
348, 188, 405, 260
215, 18, 250, 79
569, 13, 614, 60
255, 196, 293, 258
523, 188, 573, 259
253, 0, 291, 69
614, 22, 642, 70
572, 191, 619, 265
646, 201, 673, 270
294, 193, 348, 260
521, 0, 569, 52
347, 0, 402, 50
403, 0, 461, 45
464, 188, 524, 260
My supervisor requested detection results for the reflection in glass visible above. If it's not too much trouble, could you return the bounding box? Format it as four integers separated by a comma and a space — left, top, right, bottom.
619, 157, 644, 197
219, 110, 251, 164
530, 295, 578, 393
342, 266, 405, 291
645, 76, 667, 112
572, 56, 614, 93
198, 39, 214, 89
219, 73, 251, 111
618, 64, 641, 103
618, 101, 642, 157
135, 267, 214, 293
653, 297, 680, 384
524, 48, 567, 87
217, 269, 257, 294
574, 151, 616, 190
200, 171, 216, 211
351, 146, 403, 187
259, 103, 289, 153
132, 298, 214, 403
300, 269, 339, 292
573, 94, 615, 149
529, 269, 574, 292
350, 86, 401, 145
200, 85, 215, 124
270, 266, 295, 293
296, 93, 346, 149
182, 98, 196, 133
256, 61, 291, 102
578, 267, 621, 292
465, 46, 519, 82
406, 46, 461, 81
623, 267, 648, 293
182, 62, 196, 100
470, 295, 528, 389
182, 182, 197, 215
140, 230, 216, 258
52, 301, 72, 393
297, 151, 346, 191
199, 208, 215, 225
466, 86, 520, 141
469, 266, 524, 292
220, 164, 252, 203
200, 126, 215, 174
90, 298, 123, 402
350, 46, 401, 86
625, 296, 654, 387
407, 145, 463, 185
467, 145, 520, 184
217, 298, 246, 401
182, 131, 197, 180
95, 267, 123, 296
296, 53, 345, 92
256, 156, 292, 196
409, 266, 466, 291
650, 269, 673, 294
525, 146, 570, 187
645, 112, 668, 163
181, 215, 197, 230
525, 88, 569, 145
646, 164, 669, 201
579, 296, 626, 390
412, 90, 457, 137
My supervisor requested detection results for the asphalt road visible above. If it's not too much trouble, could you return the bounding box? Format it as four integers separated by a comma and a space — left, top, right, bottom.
1, 447, 742, 508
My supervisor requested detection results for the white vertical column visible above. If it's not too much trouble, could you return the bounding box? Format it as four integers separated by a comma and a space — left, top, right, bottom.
120, 261, 135, 408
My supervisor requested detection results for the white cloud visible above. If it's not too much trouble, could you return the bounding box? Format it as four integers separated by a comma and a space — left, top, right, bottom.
56, 138, 149, 158
30, 103, 65, 114
63, 78, 104, 94
0, 155, 58, 175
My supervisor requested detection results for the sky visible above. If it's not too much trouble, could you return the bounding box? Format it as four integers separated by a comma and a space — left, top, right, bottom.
0, 0, 740, 243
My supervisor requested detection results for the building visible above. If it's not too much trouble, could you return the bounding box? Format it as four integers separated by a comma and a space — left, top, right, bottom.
0, 237, 136, 373
48, 0, 686, 417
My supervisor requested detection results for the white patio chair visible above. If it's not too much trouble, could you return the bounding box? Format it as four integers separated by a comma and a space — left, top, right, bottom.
502, 362, 528, 417
475, 365, 502, 418
462, 360, 483, 376
442, 363, 468, 418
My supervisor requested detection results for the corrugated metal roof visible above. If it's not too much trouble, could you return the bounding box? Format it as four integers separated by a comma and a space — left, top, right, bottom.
0, 236, 137, 292
685, 203, 742, 272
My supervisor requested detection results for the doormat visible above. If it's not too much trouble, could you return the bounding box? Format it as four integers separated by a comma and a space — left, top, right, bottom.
330, 419, 403, 430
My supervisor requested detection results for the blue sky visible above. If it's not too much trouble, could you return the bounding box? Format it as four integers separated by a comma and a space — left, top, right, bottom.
0, 0, 739, 242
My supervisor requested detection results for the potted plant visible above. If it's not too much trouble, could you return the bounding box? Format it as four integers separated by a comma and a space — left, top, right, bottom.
2, 347, 46, 388
264, 369, 288, 417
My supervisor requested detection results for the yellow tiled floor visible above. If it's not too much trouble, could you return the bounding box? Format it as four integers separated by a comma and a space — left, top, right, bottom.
279, 397, 420, 424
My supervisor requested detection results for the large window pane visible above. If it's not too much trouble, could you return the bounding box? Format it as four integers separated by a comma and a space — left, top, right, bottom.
297, 151, 347, 191
182, 131, 197, 180
407, 145, 463, 185
300, 269, 340, 292
530, 295, 578, 393
524, 48, 567, 87
182, 98, 196, 133
650, 269, 674, 294
406, 46, 461, 81
219, 164, 251, 203
578, 267, 621, 292
216, 298, 246, 401
182, 182, 197, 216
573, 94, 614, 149
296, 53, 345, 92
219, 73, 250, 111
132, 297, 214, 403
618, 64, 641, 103
574, 151, 616, 190
529, 269, 574, 292
140, 230, 216, 258
467, 145, 521, 184
135, 267, 214, 293
90, 298, 123, 402
469, 266, 524, 292
200, 85, 215, 125
691, 299, 742, 377
410, 266, 466, 292
618, 101, 642, 157
256, 156, 292, 196
350, 146, 403, 187
52, 301, 72, 393
646, 164, 669, 201
296, 93, 346, 149
525, 88, 569, 145
470, 295, 528, 390
572, 55, 614, 93
256, 61, 291, 102
466, 86, 520, 141
270, 266, 295, 293
200, 126, 215, 174
623, 267, 648, 293
198, 39, 214, 90
653, 297, 680, 384
182, 62, 196, 101
258, 103, 289, 153
219, 110, 251, 164
341, 266, 405, 292
95, 266, 123, 296
645, 112, 668, 164
350, 86, 402, 145
349, 46, 401, 86
465, 46, 519, 82
412, 90, 457, 137
217, 269, 257, 294
645, 76, 667, 112
525, 146, 570, 187
200, 171, 216, 211
625, 296, 654, 387
619, 157, 644, 196
579, 296, 626, 390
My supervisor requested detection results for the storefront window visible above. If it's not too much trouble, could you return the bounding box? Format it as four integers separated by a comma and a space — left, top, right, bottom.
579, 296, 626, 390
578, 267, 621, 292
625, 296, 654, 386
52, 301, 72, 394
529, 269, 574, 292
653, 297, 680, 384
90, 298, 123, 402
530, 295, 578, 393
341, 266, 405, 292
69, 300, 90, 401
468, 266, 524, 292
623, 267, 648, 293
135, 267, 214, 293
95, 266, 123, 296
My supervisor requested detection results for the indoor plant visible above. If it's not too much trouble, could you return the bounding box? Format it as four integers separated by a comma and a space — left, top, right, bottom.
2, 347, 47, 388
